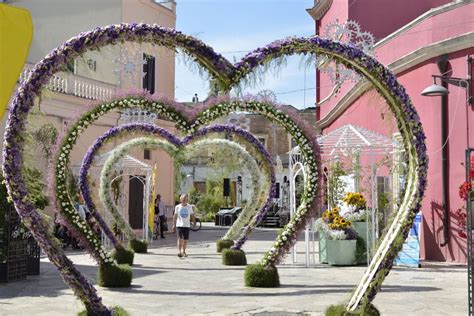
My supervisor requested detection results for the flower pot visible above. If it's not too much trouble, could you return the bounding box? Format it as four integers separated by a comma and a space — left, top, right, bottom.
352, 221, 368, 264
326, 239, 357, 266
319, 232, 327, 264
352, 221, 368, 244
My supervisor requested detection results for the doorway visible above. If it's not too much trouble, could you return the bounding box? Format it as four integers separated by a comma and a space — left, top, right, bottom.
128, 176, 145, 229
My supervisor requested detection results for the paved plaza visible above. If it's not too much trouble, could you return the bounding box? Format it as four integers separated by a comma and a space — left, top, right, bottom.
0, 224, 468, 315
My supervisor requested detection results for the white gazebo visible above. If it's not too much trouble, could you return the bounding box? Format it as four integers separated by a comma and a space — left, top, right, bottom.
289, 124, 400, 265
73, 153, 153, 247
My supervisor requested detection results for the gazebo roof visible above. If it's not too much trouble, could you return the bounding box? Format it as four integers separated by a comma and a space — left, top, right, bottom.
93, 152, 151, 170
71, 152, 151, 176
317, 124, 398, 156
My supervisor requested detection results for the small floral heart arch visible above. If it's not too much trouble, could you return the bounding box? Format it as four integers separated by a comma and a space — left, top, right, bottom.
3, 24, 427, 314
73, 122, 276, 255
94, 135, 272, 245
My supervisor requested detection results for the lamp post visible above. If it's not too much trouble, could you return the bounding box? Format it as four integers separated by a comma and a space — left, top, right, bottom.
421, 55, 472, 247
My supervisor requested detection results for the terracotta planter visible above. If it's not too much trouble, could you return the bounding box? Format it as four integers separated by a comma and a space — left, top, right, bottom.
326, 239, 357, 266
318, 232, 327, 264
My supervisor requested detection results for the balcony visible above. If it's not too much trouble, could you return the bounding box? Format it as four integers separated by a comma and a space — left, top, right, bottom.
19, 64, 117, 101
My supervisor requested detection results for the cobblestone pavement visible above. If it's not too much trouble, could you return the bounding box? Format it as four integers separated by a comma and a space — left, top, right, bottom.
0, 224, 468, 315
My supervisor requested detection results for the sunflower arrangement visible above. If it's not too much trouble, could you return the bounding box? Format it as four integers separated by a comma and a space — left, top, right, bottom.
341, 192, 368, 222
328, 216, 351, 230
342, 192, 366, 210
316, 207, 357, 240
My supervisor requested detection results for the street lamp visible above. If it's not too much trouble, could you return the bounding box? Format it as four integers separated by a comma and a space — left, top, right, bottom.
420, 78, 449, 97
420, 55, 472, 249
421, 55, 472, 104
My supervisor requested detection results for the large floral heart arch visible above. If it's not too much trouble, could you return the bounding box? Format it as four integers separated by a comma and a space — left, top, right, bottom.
3, 23, 427, 314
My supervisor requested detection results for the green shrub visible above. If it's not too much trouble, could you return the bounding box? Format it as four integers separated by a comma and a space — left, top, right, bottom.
202, 212, 215, 222
195, 179, 228, 219
216, 239, 234, 253
77, 306, 130, 316
325, 304, 347, 316
111, 246, 134, 265
97, 263, 132, 288
244, 263, 279, 287
222, 249, 247, 266
325, 303, 380, 316
129, 239, 147, 253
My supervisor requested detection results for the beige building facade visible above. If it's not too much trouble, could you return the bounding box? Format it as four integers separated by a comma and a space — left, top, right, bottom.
5, 1, 178, 225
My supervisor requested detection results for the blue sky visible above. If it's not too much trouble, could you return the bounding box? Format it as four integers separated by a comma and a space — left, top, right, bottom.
175, 0, 316, 108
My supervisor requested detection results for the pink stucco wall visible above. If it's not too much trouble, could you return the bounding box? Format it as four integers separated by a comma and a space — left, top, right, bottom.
349, 0, 451, 41
317, 1, 474, 263
319, 1, 474, 119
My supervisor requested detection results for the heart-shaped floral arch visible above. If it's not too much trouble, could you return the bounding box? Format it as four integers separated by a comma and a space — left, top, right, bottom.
75, 122, 275, 255
3, 23, 426, 314
97, 136, 270, 245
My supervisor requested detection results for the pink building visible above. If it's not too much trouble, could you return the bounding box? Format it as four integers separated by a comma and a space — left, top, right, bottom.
308, 0, 474, 263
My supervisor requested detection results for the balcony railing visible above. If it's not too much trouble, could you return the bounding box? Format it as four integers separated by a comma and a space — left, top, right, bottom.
19, 64, 116, 101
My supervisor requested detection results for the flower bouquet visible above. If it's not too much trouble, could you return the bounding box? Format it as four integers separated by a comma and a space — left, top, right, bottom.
341, 192, 367, 222
316, 208, 358, 265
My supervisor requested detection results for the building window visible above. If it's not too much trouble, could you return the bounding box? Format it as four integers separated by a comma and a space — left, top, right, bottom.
86, 58, 96, 71
143, 54, 155, 94
144, 149, 151, 160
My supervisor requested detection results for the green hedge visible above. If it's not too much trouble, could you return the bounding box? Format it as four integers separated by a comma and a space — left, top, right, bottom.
129, 239, 148, 253
222, 249, 247, 266
325, 303, 380, 316
111, 246, 135, 265
78, 306, 129, 316
216, 239, 234, 253
97, 263, 132, 288
244, 263, 279, 287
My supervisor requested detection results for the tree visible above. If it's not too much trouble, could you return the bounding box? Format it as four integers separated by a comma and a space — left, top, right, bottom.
327, 161, 346, 208
30, 123, 58, 163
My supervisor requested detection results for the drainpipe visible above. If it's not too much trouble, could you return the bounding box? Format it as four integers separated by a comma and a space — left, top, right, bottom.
315, 19, 321, 121
438, 56, 450, 247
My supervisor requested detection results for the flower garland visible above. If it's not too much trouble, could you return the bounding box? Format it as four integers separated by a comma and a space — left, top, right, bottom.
99, 138, 179, 241
77, 120, 277, 255
78, 123, 181, 262
3, 23, 426, 313
98, 136, 271, 244
184, 139, 272, 242
53, 110, 120, 266
190, 100, 318, 262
